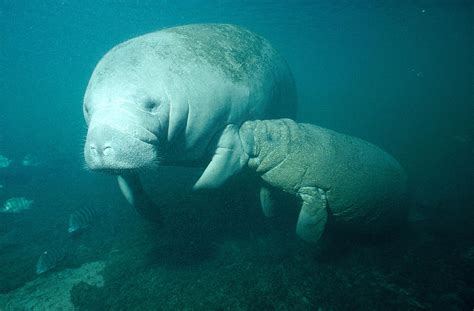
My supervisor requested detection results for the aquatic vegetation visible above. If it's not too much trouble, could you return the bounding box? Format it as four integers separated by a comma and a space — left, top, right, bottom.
0, 261, 105, 310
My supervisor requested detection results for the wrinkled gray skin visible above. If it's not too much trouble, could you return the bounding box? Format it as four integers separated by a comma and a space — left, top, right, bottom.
83, 24, 296, 218
236, 119, 407, 243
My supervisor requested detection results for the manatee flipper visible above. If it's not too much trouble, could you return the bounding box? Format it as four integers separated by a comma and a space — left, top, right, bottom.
296, 187, 328, 243
260, 186, 277, 217
117, 174, 161, 222
193, 124, 248, 190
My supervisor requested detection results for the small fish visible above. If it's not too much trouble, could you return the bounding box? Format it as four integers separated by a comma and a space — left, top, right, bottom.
36, 247, 66, 274
0, 184, 3, 189
0, 154, 12, 168
68, 205, 97, 234
22, 153, 40, 167
1, 197, 33, 213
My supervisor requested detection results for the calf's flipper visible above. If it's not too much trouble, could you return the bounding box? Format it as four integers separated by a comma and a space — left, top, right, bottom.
296, 187, 328, 243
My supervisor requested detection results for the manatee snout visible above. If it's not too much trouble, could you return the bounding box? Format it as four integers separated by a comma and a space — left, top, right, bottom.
85, 124, 158, 172
85, 125, 118, 166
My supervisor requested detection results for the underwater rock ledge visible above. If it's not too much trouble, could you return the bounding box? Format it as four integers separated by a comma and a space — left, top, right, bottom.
0, 261, 105, 310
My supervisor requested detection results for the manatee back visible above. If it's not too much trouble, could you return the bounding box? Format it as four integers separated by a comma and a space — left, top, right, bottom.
302, 125, 408, 231
85, 24, 297, 122
159, 24, 298, 120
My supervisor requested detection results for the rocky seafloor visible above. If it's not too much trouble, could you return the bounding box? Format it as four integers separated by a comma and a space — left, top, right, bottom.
0, 165, 473, 310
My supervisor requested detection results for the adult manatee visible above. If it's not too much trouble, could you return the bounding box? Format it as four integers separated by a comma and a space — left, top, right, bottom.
83, 24, 297, 216
236, 119, 407, 243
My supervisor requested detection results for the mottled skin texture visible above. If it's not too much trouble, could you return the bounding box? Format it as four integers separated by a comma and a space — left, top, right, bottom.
83, 24, 297, 218
238, 119, 407, 243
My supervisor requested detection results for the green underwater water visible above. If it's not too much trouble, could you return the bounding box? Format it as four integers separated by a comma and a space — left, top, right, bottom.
1, 0, 473, 310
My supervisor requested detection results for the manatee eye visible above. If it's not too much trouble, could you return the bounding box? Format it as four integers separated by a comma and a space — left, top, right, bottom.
141, 100, 159, 113
83, 104, 91, 119
83, 105, 91, 124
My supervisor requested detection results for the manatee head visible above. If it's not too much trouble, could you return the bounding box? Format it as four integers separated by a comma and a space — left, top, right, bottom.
239, 119, 292, 172
83, 38, 175, 174
83, 88, 169, 173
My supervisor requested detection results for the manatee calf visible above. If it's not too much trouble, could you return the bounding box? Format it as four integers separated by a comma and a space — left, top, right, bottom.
83, 24, 297, 216
235, 119, 407, 243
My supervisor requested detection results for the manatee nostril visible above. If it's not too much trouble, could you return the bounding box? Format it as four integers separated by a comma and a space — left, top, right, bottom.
90, 144, 98, 155
103, 145, 112, 156
89, 143, 112, 157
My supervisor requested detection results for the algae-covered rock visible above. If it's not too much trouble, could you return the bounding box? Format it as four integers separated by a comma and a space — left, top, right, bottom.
0, 261, 105, 310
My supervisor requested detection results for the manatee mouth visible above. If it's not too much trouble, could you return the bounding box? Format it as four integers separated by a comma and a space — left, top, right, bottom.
84, 124, 160, 173
90, 167, 140, 175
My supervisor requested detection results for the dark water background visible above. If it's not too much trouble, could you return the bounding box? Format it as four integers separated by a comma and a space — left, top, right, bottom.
0, 1, 473, 310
